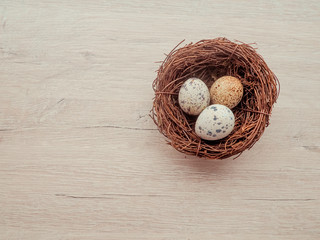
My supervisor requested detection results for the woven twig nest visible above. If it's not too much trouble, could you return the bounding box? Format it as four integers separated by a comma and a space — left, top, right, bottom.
151, 38, 279, 159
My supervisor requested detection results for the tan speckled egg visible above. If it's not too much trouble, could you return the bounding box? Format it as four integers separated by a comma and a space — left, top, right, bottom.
178, 78, 210, 115
210, 76, 243, 109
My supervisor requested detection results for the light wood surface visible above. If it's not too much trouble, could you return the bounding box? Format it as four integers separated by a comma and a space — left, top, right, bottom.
1, 1, 319, 239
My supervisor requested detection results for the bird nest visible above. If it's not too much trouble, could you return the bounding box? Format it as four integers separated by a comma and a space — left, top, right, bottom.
151, 38, 279, 159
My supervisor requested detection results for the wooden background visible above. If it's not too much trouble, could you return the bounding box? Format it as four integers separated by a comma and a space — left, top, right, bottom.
0, 0, 319, 239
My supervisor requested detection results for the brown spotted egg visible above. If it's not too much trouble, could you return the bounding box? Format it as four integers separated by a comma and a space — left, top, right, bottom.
178, 78, 210, 116
195, 104, 235, 141
210, 76, 243, 109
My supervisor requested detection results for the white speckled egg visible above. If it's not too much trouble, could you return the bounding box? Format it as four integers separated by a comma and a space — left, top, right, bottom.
195, 104, 235, 141
178, 78, 210, 115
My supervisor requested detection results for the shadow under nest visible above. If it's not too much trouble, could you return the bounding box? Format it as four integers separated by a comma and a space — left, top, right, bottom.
151, 38, 279, 159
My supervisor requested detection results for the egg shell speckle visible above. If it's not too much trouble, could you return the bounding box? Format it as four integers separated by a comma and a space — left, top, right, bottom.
178, 78, 210, 116
210, 76, 243, 109
195, 104, 235, 141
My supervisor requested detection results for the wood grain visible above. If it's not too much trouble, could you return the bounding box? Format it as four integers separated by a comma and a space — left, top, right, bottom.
0, 0, 319, 239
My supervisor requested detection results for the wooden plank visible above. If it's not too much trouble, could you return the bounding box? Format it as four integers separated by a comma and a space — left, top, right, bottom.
0, 0, 319, 239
